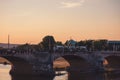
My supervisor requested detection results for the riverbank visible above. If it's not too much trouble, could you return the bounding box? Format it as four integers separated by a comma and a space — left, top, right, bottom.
0, 57, 10, 64
53, 57, 70, 69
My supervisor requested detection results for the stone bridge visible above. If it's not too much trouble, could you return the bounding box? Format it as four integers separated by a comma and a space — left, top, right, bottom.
0, 51, 120, 76
53, 51, 120, 72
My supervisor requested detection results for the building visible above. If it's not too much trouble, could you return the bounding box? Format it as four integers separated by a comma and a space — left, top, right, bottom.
67, 39, 77, 48
107, 41, 120, 51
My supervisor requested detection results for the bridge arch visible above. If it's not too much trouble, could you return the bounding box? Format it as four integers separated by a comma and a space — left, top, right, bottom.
0, 56, 33, 75
53, 55, 91, 72
104, 55, 120, 69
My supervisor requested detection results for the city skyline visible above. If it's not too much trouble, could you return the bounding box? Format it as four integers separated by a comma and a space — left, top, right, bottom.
0, 0, 120, 44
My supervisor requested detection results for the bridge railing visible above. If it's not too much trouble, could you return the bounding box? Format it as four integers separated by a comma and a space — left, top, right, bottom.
98, 51, 120, 54
1, 50, 120, 57
0, 50, 34, 57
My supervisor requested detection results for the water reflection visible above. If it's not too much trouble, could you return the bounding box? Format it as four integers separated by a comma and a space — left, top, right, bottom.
11, 71, 67, 80
11, 75, 54, 80
10, 71, 120, 80
0, 64, 120, 80
54, 71, 68, 80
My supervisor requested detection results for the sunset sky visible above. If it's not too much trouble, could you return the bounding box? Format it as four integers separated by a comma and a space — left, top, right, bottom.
0, 0, 120, 44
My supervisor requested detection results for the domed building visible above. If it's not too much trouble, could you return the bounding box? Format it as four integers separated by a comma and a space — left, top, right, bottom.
66, 39, 77, 49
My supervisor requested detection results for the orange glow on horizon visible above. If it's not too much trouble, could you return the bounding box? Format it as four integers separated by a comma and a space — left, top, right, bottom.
0, 0, 120, 44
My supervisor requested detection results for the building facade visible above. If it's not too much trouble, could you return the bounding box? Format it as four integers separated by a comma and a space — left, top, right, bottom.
107, 41, 120, 51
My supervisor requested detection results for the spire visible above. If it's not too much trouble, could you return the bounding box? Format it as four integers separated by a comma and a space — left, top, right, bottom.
8, 35, 10, 49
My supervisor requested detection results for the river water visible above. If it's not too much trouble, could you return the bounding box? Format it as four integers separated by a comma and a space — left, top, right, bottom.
0, 64, 120, 80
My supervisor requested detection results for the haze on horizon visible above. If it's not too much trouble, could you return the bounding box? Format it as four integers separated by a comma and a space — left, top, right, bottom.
0, 0, 120, 44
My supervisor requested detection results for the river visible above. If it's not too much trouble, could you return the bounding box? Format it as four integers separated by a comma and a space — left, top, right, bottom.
0, 64, 120, 80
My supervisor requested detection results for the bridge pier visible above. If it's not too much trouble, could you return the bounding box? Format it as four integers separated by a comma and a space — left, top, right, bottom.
94, 56, 105, 72
29, 52, 55, 76
9, 62, 55, 76
32, 63, 55, 76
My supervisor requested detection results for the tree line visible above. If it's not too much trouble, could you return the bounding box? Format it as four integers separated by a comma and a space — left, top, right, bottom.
14, 35, 117, 52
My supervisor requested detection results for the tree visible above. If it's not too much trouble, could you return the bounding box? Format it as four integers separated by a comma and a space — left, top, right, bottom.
94, 39, 108, 51
64, 40, 69, 46
85, 40, 94, 51
16, 43, 33, 52
76, 40, 86, 46
40, 35, 56, 52
31, 44, 42, 52
56, 41, 63, 46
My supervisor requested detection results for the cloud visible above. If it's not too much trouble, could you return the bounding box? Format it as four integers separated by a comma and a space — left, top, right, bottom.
60, 0, 85, 8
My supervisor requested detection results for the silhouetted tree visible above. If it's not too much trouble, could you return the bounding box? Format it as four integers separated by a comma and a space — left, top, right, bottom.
31, 44, 42, 52
76, 41, 86, 46
64, 40, 69, 46
16, 43, 33, 52
40, 35, 56, 52
56, 41, 63, 46
94, 39, 108, 51
85, 40, 94, 51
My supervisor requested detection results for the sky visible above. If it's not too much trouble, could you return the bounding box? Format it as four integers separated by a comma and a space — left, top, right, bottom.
0, 0, 120, 44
